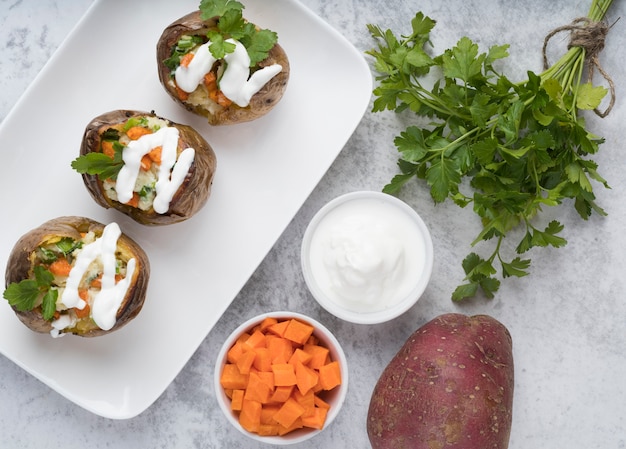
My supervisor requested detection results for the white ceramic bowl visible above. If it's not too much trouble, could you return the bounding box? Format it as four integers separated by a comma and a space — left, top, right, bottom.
301, 191, 434, 324
214, 311, 349, 445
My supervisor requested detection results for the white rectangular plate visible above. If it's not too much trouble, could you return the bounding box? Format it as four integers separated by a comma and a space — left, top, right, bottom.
0, 0, 371, 419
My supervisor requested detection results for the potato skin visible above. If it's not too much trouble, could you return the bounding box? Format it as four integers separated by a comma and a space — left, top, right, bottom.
367, 313, 514, 449
80, 109, 217, 226
156, 11, 290, 125
4, 216, 150, 337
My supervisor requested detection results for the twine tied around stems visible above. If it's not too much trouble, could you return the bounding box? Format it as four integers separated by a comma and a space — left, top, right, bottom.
542, 16, 618, 118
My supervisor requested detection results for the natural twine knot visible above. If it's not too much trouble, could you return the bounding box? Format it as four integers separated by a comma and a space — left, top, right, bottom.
542, 16, 617, 118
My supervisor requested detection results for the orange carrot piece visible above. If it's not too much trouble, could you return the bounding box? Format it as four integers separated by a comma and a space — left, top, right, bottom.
147, 146, 162, 164
292, 387, 316, 411
254, 370, 275, 391
314, 395, 330, 410
74, 289, 91, 319
257, 424, 280, 436
236, 332, 251, 343
236, 349, 256, 375
49, 258, 72, 277
289, 348, 313, 368
273, 398, 306, 429
266, 320, 289, 337
294, 361, 319, 396
267, 336, 293, 364
239, 399, 262, 433
260, 405, 281, 425
271, 363, 297, 387
243, 329, 266, 351
306, 334, 320, 346
259, 316, 278, 332
180, 52, 194, 68
204, 71, 217, 90
231, 389, 244, 411
101, 140, 115, 158
253, 347, 272, 373
277, 417, 304, 436
126, 126, 152, 140
227, 340, 245, 364
220, 364, 249, 390
283, 319, 315, 345
269, 385, 294, 403
318, 361, 342, 390
140, 154, 152, 171
301, 406, 328, 430
244, 372, 272, 404
175, 84, 189, 101
125, 192, 140, 208
215, 90, 233, 107
303, 344, 330, 370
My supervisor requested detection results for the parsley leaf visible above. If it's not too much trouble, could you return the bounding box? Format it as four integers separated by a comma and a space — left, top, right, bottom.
3, 265, 56, 315
200, 0, 244, 20
198, 0, 278, 67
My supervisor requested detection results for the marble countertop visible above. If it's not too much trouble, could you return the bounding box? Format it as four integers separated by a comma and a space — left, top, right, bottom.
1, 0, 625, 447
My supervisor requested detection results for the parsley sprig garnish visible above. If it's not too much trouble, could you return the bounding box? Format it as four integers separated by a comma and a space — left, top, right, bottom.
367, 0, 614, 301
3, 265, 58, 321
71, 128, 124, 180
199, 0, 278, 66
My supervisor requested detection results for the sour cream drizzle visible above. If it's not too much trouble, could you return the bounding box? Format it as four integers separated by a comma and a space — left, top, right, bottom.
55, 223, 136, 335
116, 126, 195, 214
174, 39, 282, 107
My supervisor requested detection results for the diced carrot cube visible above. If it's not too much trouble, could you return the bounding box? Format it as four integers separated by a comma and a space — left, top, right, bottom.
271, 363, 297, 387
235, 349, 256, 375
239, 399, 262, 433
318, 361, 342, 390
303, 344, 330, 370
283, 319, 315, 345
244, 372, 272, 404
259, 316, 278, 331
266, 320, 289, 337
294, 360, 319, 396
227, 340, 245, 364
301, 406, 328, 430
231, 389, 244, 411
272, 397, 306, 429
253, 347, 272, 373
220, 364, 248, 390
270, 385, 294, 403
288, 348, 313, 368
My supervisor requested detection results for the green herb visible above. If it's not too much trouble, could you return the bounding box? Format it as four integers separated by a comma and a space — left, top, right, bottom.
3, 265, 58, 321
366, 0, 614, 301
71, 140, 124, 180
164, 35, 204, 71
197, 0, 278, 67
122, 117, 149, 131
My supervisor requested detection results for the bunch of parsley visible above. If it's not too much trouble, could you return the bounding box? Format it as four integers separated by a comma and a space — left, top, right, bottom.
367, 0, 615, 301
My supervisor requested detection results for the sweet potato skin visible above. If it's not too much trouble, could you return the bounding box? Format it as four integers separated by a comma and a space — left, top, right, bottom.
367, 313, 514, 449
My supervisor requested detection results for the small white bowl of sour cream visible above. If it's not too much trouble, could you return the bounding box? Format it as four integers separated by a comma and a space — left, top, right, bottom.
301, 191, 434, 324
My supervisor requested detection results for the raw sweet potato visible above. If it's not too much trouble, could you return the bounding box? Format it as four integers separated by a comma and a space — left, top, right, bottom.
367, 313, 514, 449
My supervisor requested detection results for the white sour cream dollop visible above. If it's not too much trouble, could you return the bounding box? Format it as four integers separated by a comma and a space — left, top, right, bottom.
53, 222, 136, 336
174, 39, 282, 107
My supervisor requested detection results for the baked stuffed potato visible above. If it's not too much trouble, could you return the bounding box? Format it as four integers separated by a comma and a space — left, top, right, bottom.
3, 216, 150, 338
156, 1, 289, 125
72, 109, 217, 226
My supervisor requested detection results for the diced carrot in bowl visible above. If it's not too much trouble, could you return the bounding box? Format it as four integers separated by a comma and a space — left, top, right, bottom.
214, 312, 349, 445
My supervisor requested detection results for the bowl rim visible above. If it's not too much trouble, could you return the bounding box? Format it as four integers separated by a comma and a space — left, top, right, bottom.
213, 311, 349, 445
300, 190, 434, 324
